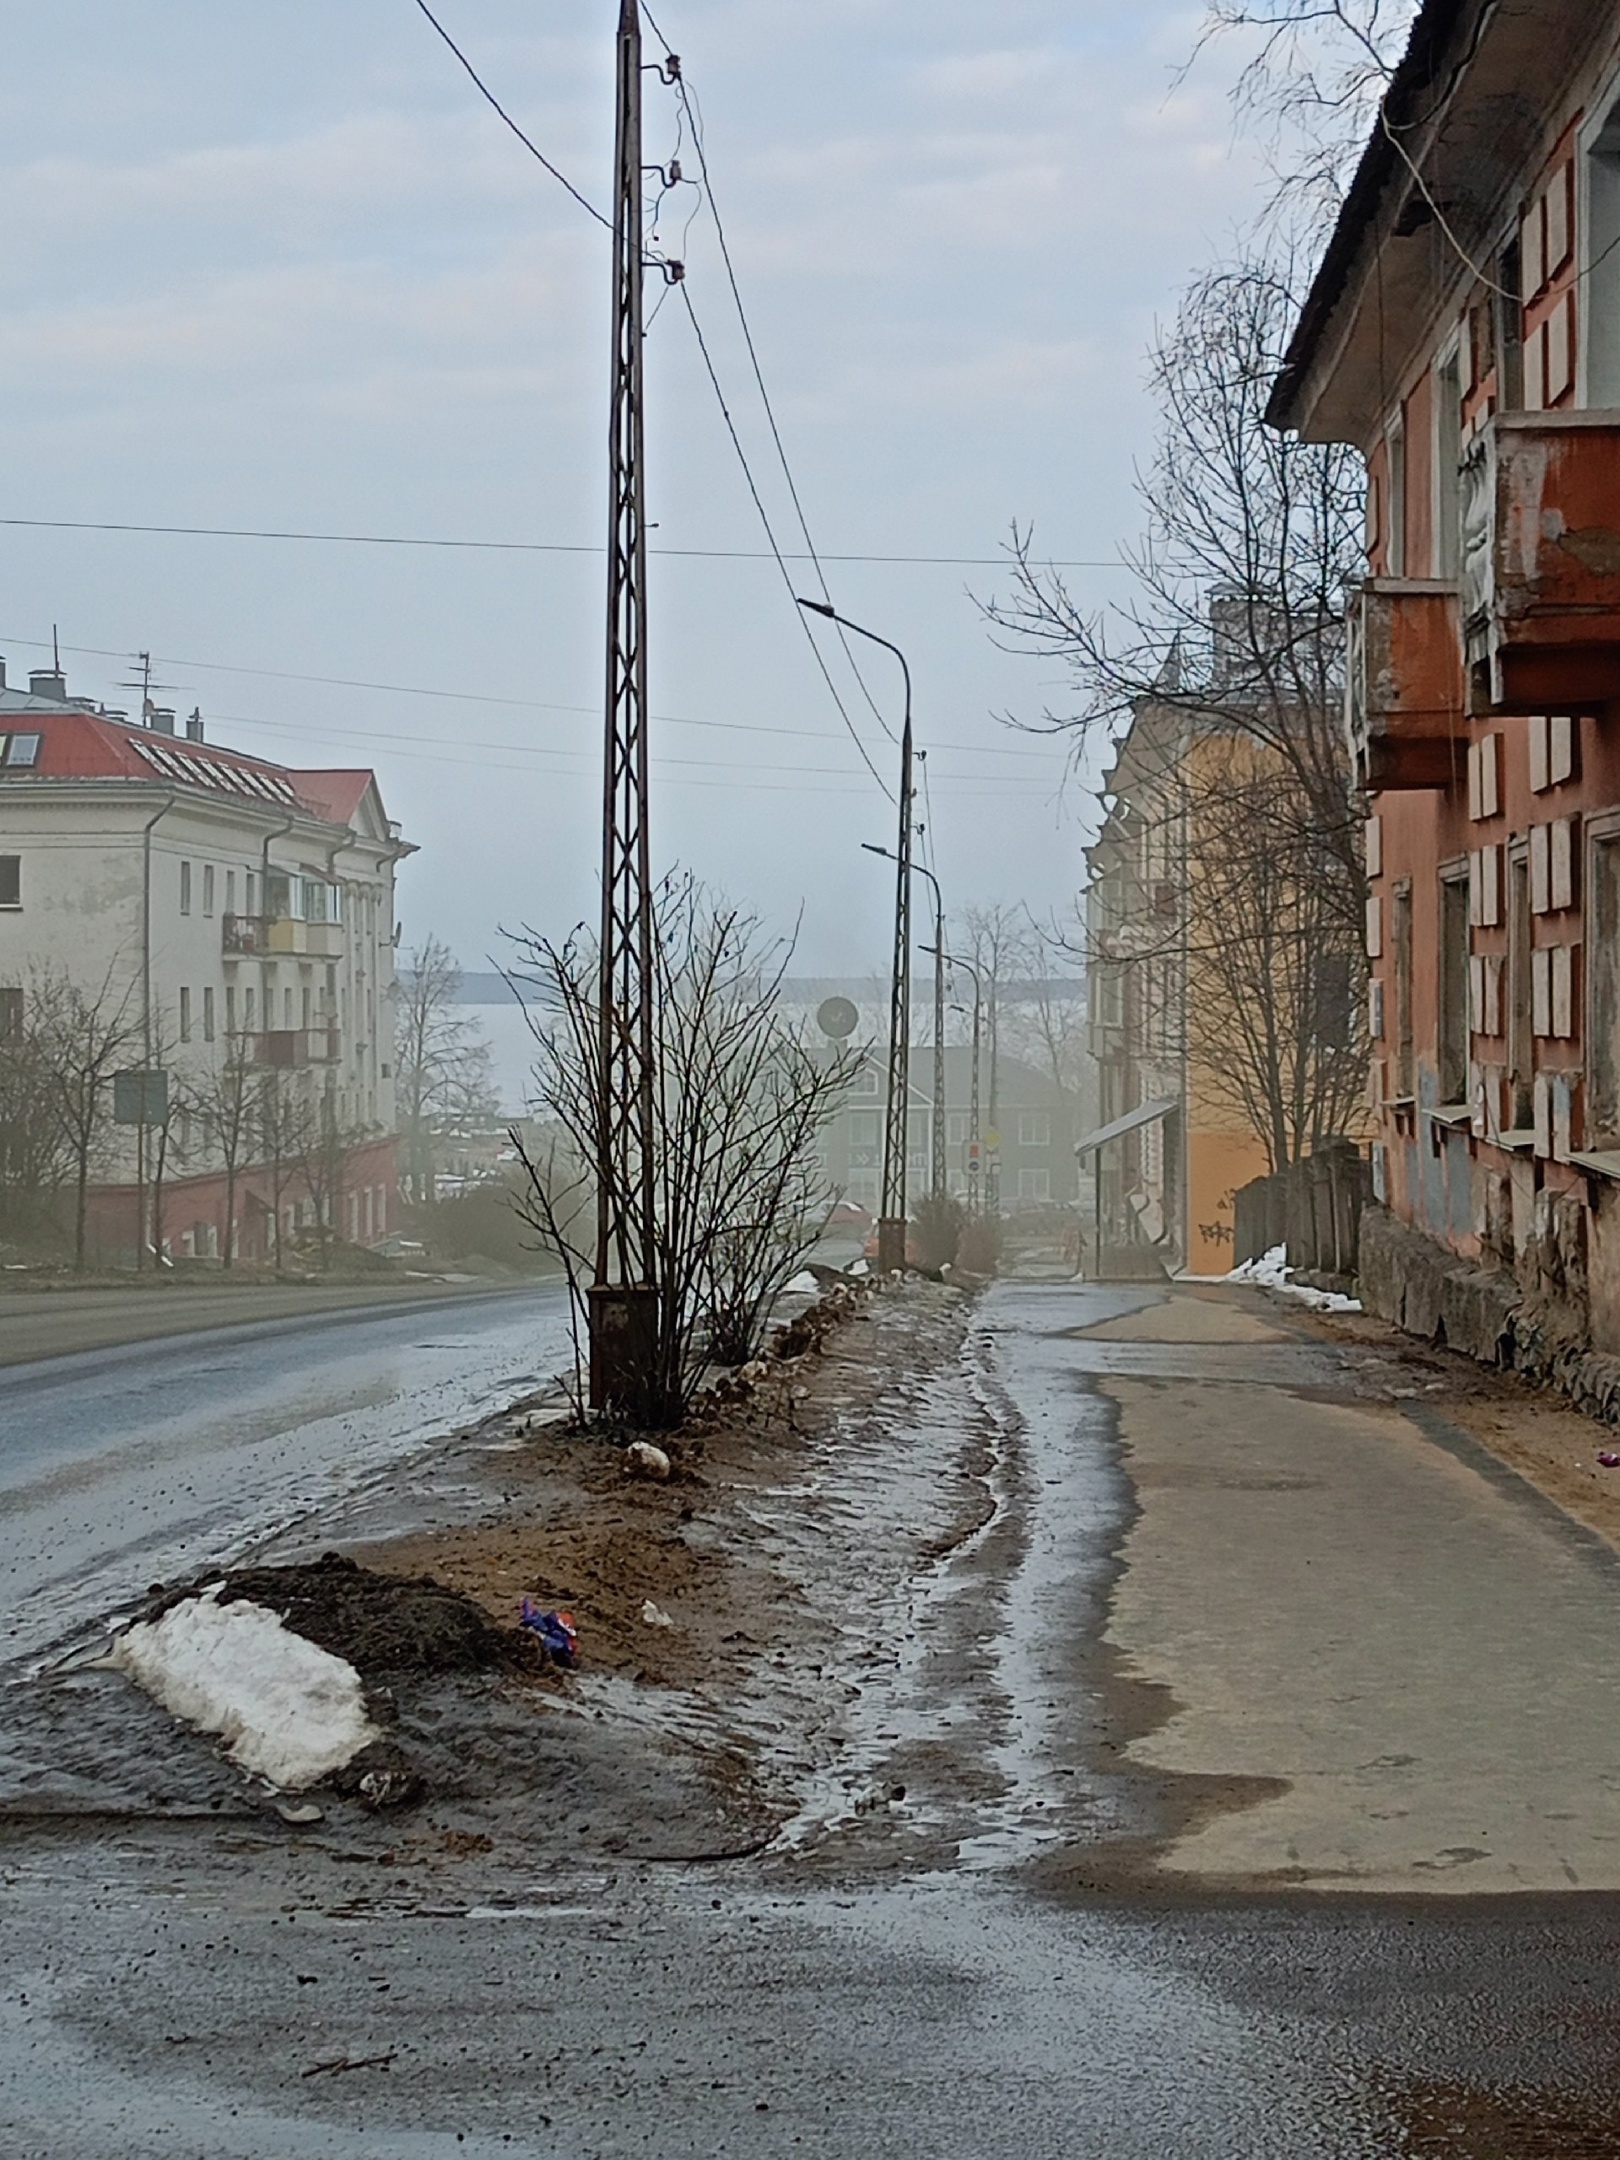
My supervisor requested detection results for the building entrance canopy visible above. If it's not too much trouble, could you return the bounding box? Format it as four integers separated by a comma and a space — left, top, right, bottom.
1072, 1096, 1179, 1159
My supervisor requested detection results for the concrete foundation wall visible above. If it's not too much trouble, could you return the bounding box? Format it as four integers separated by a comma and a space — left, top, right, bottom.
1360, 1200, 1620, 1425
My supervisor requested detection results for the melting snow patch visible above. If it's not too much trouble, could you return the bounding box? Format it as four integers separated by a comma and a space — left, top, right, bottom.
784, 1270, 820, 1295
1226, 1244, 1362, 1314
107, 1587, 378, 1790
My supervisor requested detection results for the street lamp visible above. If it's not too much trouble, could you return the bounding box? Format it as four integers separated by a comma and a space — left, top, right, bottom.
798, 598, 913, 1272
934, 949, 983, 1215
866, 846, 946, 1202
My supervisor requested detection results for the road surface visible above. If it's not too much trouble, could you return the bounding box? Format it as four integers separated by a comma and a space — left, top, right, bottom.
4, 1278, 1620, 2155
0, 1283, 570, 1665
0, 1275, 545, 1368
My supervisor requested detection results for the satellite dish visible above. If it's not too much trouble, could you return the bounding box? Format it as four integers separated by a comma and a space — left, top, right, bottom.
817, 996, 859, 1040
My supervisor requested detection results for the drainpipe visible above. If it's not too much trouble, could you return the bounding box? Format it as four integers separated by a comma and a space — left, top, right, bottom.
138, 795, 178, 1270
258, 814, 297, 1257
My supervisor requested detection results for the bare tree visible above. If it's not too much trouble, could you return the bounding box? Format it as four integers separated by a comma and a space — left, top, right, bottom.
1189, 1, 1413, 219
256, 1067, 311, 1272
0, 990, 70, 1247
294, 1080, 363, 1268
191, 1033, 259, 1267
396, 937, 501, 1206
506, 877, 860, 1426
29, 962, 141, 1271
984, 256, 1367, 1179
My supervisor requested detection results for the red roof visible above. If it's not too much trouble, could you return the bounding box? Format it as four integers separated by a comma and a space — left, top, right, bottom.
0, 709, 379, 829
288, 769, 375, 826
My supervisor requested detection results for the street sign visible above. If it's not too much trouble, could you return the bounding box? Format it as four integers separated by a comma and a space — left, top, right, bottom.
113, 1068, 168, 1127
966, 1140, 982, 1165
985, 1127, 1000, 1153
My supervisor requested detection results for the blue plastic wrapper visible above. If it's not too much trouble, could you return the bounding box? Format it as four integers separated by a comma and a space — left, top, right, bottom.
520, 1597, 579, 1667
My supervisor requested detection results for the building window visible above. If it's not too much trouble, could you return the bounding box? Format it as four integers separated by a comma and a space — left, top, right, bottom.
1587, 833, 1620, 1139
1438, 865, 1469, 1105
0, 856, 18, 909
202, 864, 215, 917
847, 1170, 880, 1208
301, 985, 313, 1029
225, 986, 236, 1034
852, 1067, 880, 1097
245, 872, 257, 916
947, 1112, 970, 1146
1392, 879, 1414, 1099
226, 869, 237, 916
180, 861, 192, 915
850, 1111, 881, 1148
179, 987, 192, 1043
283, 987, 293, 1029
0, 988, 21, 1039
1017, 1168, 1052, 1202
1017, 1112, 1051, 1148
244, 986, 257, 1032
203, 987, 215, 1043
1508, 845, 1534, 1128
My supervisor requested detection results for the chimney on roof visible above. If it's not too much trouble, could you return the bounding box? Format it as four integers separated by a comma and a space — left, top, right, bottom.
0, 657, 7, 691
186, 708, 205, 743
150, 706, 177, 736
29, 667, 67, 703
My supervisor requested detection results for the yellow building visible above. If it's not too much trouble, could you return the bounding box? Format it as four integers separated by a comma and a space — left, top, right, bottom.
1084, 691, 1365, 1275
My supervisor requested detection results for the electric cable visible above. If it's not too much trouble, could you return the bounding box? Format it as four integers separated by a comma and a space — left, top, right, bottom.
0, 514, 1115, 571
0, 627, 1067, 761
410, 0, 612, 230
661, 51, 896, 741
678, 281, 895, 801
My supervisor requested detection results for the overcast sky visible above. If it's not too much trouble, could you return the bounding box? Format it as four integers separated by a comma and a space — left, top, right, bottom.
0, 2, 1273, 978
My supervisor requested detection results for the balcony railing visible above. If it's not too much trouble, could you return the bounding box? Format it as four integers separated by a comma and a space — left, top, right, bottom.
223, 914, 343, 959
256, 1028, 341, 1069
1461, 410, 1620, 709
222, 913, 267, 955
1345, 579, 1466, 790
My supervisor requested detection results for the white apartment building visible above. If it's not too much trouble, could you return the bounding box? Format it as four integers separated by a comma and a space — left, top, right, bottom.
0, 660, 411, 1263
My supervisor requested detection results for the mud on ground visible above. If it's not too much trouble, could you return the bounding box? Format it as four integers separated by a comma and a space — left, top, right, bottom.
4, 1280, 1004, 1872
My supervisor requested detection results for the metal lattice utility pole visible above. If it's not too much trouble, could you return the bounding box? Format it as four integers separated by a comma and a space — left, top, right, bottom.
917, 866, 946, 1202
590, 0, 661, 1418
947, 952, 983, 1215
799, 600, 914, 1271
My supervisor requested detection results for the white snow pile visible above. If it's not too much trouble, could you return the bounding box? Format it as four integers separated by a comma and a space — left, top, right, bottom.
784, 1270, 820, 1295
1226, 1244, 1362, 1314
107, 1587, 378, 1790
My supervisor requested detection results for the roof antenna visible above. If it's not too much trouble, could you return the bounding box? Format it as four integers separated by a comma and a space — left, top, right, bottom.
52, 624, 60, 672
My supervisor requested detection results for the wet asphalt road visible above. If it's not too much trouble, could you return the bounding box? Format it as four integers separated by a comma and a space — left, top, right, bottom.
0, 1285, 570, 1666
5, 1278, 1620, 2156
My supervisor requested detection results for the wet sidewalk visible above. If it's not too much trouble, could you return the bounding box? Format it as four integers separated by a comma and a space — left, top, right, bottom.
989, 1279, 1620, 1894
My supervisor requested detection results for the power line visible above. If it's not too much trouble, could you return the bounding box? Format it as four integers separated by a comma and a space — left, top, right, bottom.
1, 630, 1065, 762
665, 56, 895, 741
0, 513, 1114, 570
678, 282, 894, 801
410, 0, 612, 230
0, 627, 1070, 762
215, 708, 1052, 793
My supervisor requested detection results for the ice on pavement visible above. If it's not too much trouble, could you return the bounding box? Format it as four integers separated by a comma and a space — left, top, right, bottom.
107, 1587, 378, 1789
1225, 1244, 1362, 1314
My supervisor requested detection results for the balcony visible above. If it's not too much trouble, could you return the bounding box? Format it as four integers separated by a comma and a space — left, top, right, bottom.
1345, 579, 1466, 789
222, 913, 267, 955
1461, 411, 1620, 710
256, 1028, 341, 1069
222, 914, 344, 959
